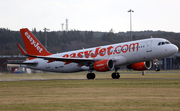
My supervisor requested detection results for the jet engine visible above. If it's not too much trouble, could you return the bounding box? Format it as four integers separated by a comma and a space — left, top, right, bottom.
127, 61, 152, 71
94, 59, 114, 71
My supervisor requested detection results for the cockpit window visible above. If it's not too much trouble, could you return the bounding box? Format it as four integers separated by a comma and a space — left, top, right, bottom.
165, 42, 170, 44
158, 41, 170, 46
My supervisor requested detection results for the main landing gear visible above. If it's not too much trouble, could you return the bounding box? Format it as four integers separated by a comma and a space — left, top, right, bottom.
111, 67, 120, 79
86, 67, 121, 80
87, 71, 96, 79
154, 59, 160, 71
86, 71, 120, 79
111, 72, 120, 79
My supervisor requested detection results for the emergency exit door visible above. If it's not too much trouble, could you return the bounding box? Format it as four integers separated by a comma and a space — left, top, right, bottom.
146, 40, 152, 52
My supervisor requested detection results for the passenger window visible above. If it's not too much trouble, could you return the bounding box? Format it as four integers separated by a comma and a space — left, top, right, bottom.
158, 42, 161, 46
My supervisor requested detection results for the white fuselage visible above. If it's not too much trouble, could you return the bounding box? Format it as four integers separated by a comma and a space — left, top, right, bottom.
23, 38, 178, 72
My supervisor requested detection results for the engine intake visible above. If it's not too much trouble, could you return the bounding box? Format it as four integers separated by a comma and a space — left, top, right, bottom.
127, 61, 152, 71
94, 59, 114, 71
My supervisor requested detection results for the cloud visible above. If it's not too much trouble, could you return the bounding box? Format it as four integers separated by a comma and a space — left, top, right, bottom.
0, 0, 179, 32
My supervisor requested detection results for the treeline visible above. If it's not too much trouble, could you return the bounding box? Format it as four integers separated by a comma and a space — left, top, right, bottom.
0, 28, 180, 55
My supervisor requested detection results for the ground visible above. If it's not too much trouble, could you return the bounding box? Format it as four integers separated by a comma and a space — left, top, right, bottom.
0, 70, 179, 111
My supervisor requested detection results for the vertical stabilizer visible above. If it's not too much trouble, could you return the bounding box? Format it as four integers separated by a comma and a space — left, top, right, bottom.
20, 28, 52, 59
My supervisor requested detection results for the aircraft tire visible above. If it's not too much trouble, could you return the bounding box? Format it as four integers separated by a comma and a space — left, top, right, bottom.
154, 67, 160, 71
116, 72, 120, 79
87, 73, 96, 79
111, 72, 120, 79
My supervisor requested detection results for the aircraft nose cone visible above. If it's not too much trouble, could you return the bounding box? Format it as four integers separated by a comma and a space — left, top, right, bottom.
171, 44, 178, 54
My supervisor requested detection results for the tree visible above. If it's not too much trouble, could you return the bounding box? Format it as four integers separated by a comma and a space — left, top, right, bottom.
173, 56, 180, 65
85, 31, 93, 43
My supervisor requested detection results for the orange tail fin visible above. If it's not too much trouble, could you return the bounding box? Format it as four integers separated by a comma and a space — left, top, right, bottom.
20, 28, 52, 60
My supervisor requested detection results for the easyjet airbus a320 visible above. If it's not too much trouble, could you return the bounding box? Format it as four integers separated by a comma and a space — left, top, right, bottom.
8, 28, 178, 79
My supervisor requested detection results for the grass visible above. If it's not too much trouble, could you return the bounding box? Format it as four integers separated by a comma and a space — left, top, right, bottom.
0, 70, 180, 80
0, 70, 180, 111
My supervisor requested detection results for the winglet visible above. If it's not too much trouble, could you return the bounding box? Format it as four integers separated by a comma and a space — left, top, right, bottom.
17, 43, 26, 55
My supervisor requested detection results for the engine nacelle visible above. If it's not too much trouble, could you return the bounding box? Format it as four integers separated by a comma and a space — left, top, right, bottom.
127, 61, 152, 71
94, 59, 114, 71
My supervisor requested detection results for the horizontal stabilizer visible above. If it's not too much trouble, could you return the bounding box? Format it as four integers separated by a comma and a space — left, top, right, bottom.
6, 60, 38, 65
17, 44, 26, 55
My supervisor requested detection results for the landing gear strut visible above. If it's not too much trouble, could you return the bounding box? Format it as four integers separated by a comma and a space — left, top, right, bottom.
111, 67, 120, 79
154, 59, 160, 71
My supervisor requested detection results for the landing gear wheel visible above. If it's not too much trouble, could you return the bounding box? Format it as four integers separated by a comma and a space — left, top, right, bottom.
111, 72, 120, 79
87, 73, 96, 79
154, 67, 160, 71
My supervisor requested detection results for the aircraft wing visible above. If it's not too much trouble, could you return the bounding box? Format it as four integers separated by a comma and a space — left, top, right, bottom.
16, 43, 97, 66
16, 44, 121, 66
25, 54, 97, 66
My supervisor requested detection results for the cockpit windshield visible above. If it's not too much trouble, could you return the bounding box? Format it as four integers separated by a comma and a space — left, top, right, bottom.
158, 41, 171, 46
165, 42, 170, 44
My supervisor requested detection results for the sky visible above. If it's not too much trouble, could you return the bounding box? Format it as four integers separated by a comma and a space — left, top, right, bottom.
0, 0, 180, 33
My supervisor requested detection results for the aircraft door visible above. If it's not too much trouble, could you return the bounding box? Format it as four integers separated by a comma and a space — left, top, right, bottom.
146, 40, 152, 52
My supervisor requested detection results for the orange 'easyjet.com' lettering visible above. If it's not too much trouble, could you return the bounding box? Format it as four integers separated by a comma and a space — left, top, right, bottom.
62, 43, 139, 58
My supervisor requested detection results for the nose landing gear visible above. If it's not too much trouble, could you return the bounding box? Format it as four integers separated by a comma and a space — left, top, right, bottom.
154, 66, 160, 71
154, 59, 160, 71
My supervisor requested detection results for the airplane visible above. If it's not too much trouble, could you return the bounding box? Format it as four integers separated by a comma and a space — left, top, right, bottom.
7, 28, 178, 79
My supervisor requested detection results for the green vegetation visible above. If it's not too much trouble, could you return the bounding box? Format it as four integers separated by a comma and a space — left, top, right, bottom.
0, 71, 180, 111
0, 28, 180, 54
